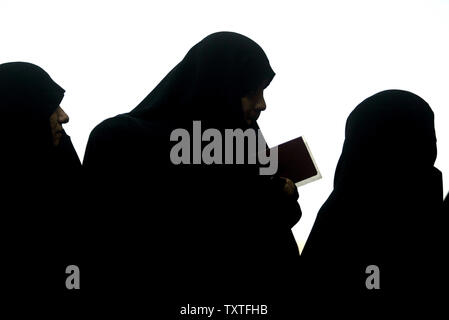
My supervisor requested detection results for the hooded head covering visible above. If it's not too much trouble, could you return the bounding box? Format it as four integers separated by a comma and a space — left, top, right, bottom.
0, 62, 65, 168
129, 32, 275, 130
0, 62, 64, 118
334, 89, 438, 190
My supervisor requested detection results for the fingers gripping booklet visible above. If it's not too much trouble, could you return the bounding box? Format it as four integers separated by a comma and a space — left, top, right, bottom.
265, 136, 322, 187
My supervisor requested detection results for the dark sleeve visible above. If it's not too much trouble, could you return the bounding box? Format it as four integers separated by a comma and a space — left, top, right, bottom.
254, 174, 302, 229
82, 117, 139, 219
83, 118, 126, 172
80, 117, 140, 295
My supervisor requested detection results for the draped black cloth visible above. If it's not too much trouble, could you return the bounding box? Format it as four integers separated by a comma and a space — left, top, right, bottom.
301, 90, 443, 313
443, 193, 449, 213
0, 62, 81, 310
83, 32, 301, 316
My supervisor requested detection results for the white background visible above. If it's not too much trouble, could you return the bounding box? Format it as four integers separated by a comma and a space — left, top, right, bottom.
2, 0, 448, 252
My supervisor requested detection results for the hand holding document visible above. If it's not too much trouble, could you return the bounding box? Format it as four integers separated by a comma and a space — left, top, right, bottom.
269, 137, 321, 187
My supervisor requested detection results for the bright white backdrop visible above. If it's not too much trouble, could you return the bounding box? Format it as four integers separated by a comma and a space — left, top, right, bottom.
2, 0, 448, 252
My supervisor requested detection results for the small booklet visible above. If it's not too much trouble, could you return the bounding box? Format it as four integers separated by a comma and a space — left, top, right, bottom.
269, 136, 321, 187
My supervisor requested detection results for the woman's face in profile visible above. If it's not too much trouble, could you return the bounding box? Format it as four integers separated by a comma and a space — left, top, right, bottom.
241, 83, 267, 126
49, 106, 69, 146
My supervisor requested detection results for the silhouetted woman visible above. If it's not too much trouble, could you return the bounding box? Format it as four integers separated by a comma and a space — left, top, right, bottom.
84, 32, 301, 313
301, 90, 443, 311
0, 62, 81, 302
